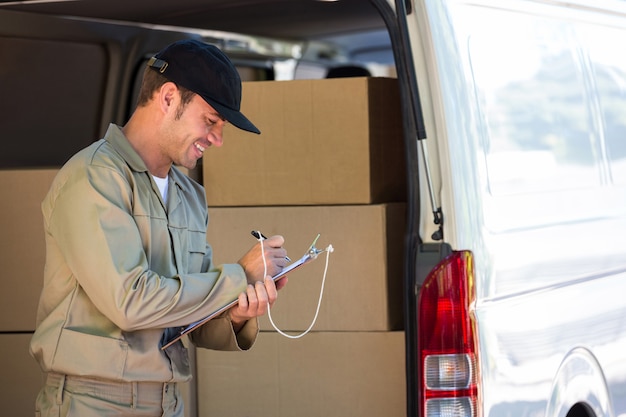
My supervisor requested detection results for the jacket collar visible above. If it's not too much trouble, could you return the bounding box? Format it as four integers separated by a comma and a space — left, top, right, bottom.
104, 123, 149, 174
103, 123, 187, 193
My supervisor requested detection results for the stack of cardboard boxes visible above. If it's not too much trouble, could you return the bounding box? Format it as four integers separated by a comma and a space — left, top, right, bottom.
0, 77, 408, 417
0, 169, 57, 415
198, 77, 408, 417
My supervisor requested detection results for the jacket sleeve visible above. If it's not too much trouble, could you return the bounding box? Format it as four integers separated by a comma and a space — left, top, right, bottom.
188, 313, 259, 351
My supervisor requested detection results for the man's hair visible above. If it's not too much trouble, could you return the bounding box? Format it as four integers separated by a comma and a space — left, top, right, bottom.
136, 67, 195, 114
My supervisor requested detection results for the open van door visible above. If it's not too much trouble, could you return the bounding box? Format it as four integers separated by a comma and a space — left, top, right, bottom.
0, 2, 423, 416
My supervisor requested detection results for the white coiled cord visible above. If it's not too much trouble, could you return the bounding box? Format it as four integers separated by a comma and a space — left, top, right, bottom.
257, 232, 333, 339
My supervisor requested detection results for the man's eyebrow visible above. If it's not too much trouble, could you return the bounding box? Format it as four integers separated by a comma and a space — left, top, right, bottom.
205, 111, 226, 122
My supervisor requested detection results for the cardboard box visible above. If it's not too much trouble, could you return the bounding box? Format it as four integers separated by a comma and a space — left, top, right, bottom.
0, 169, 57, 331
207, 204, 405, 331
202, 77, 406, 206
195, 331, 406, 417
0, 333, 44, 416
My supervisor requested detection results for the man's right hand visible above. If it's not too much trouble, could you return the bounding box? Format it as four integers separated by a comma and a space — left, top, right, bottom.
237, 235, 289, 284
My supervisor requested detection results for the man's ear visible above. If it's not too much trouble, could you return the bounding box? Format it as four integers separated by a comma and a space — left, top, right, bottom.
159, 82, 179, 114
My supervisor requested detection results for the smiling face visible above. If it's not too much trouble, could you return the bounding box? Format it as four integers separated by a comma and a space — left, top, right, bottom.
160, 92, 227, 172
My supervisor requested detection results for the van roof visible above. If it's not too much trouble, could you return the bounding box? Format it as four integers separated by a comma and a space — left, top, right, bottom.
0, 0, 384, 39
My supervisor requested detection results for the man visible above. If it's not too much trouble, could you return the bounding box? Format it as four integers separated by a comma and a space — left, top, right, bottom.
30, 39, 289, 416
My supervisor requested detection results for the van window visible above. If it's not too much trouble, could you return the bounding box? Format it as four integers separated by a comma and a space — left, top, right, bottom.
0, 37, 107, 168
467, 13, 601, 197
584, 25, 626, 186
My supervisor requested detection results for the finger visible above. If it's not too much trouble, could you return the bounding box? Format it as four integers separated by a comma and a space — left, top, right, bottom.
255, 280, 270, 314
238, 288, 249, 309
275, 276, 288, 291
272, 256, 288, 269
246, 283, 260, 313
265, 235, 285, 248
264, 276, 278, 305
260, 241, 287, 260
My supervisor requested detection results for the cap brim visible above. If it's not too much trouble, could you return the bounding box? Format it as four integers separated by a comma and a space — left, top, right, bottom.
203, 95, 260, 135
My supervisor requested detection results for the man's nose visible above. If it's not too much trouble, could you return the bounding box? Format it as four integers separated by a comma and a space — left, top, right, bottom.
208, 122, 224, 147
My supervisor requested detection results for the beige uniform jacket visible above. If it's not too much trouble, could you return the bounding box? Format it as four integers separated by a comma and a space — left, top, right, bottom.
30, 124, 257, 383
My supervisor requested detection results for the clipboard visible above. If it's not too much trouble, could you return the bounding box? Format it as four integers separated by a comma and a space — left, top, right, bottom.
161, 234, 324, 350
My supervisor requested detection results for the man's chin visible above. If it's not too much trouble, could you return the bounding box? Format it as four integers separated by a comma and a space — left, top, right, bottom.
174, 160, 198, 171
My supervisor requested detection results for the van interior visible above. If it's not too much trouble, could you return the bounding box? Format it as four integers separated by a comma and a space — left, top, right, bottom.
0, 0, 399, 169
0, 2, 412, 417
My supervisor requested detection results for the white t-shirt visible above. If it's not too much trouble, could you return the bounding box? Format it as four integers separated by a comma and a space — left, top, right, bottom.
152, 175, 169, 203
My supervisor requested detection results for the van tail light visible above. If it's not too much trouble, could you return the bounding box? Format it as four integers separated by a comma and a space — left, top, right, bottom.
417, 251, 479, 417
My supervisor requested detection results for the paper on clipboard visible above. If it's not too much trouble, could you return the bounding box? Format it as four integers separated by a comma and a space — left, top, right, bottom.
161, 236, 322, 350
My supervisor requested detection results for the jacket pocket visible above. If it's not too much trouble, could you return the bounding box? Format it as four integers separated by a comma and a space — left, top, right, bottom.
53, 328, 128, 380
186, 229, 208, 273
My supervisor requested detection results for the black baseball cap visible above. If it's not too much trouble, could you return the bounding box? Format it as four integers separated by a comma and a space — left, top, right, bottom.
147, 39, 260, 134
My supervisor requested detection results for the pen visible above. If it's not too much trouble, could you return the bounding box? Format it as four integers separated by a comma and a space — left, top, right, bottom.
251, 230, 291, 262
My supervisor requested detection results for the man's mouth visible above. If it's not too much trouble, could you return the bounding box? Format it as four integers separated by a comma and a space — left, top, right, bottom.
194, 142, 206, 155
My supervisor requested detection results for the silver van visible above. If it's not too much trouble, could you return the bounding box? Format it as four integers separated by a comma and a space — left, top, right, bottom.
1, 1, 625, 417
